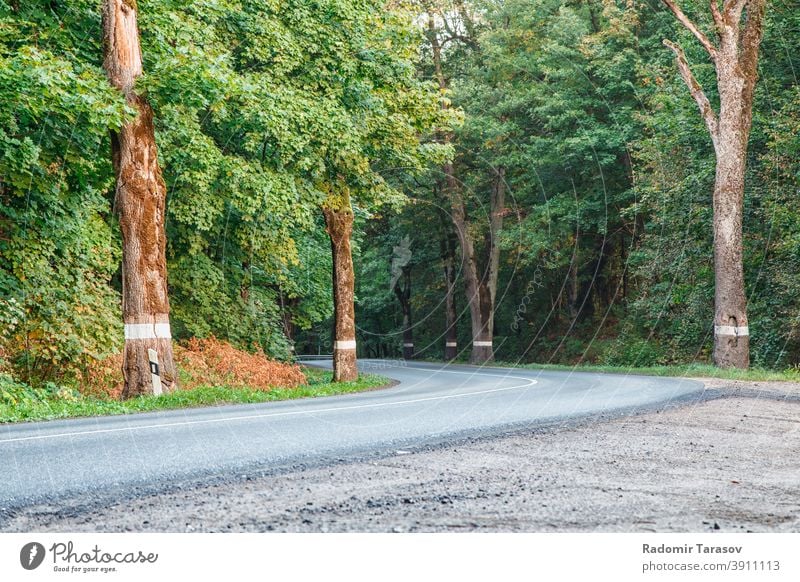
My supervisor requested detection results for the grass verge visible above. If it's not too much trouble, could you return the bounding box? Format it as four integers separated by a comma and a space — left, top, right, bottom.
0, 368, 390, 424
460, 360, 800, 382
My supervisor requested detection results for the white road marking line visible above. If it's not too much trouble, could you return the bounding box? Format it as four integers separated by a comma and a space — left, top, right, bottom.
0, 370, 536, 445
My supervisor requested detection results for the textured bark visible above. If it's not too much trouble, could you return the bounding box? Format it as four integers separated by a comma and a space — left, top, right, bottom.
449, 182, 490, 364
103, 0, 177, 398
662, 0, 765, 368
323, 202, 358, 382
471, 168, 506, 363
439, 209, 458, 360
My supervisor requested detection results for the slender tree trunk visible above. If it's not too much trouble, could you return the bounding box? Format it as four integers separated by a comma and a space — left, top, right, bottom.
661, 0, 765, 368
471, 167, 506, 363
103, 0, 177, 398
439, 209, 458, 360
449, 182, 490, 363
323, 191, 358, 382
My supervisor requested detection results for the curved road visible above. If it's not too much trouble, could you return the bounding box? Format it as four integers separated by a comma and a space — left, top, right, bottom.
0, 360, 704, 512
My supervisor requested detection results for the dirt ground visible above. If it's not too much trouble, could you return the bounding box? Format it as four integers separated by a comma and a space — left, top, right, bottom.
4, 380, 799, 533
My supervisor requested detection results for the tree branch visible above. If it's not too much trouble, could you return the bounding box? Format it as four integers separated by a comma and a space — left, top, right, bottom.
660, 0, 718, 59
710, 0, 724, 32
739, 0, 766, 107
663, 39, 720, 147
723, 0, 747, 23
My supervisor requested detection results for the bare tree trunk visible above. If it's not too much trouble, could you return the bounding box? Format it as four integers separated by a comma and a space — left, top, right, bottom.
713, 80, 750, 367
661, 0, 765, 368
470, 167, 507, 363
449, 181, 491, 363
103, 0, 177, 398
439, 209, 458, 360
323, 192, 358, 382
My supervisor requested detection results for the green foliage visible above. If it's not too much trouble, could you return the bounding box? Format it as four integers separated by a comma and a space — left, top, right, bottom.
0, 368, 389, 424
1, 0, 444, 384
2, 0, 799, 392
0, 2, 129, 382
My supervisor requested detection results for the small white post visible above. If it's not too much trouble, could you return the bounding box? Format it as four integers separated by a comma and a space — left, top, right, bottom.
148, 348, 162, 396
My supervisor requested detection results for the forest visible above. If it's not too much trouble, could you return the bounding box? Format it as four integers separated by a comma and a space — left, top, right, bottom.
1, 0, 799, 402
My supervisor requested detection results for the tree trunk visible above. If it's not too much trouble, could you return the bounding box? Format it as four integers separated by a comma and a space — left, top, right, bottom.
428, 10, 504, 364
468, 167, 507, 363
103, 0, 177, 398
448, 180, 491, 364
323, 195, 358, 382
661, 0, 765, 369
439, 209, 458, 360
712, 55, 751, 367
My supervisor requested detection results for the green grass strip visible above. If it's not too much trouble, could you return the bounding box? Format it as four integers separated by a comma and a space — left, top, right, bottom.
0, 369, 390, 424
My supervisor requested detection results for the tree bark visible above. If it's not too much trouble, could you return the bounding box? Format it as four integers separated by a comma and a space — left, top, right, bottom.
323, 191, 358, 382
469, 167, 507, 363
662, 0, 765, 368
449, 180, 491, 363
103, 0, 177, 398
439, 208, 458, 360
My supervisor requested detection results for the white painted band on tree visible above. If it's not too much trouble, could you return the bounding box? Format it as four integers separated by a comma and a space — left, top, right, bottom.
124, 323, 172, 340
445, 342, 457, 347
715, 325, 749, 337
334, 340, 357, 350
473, 340, 493, 347
403, 343, 414, 347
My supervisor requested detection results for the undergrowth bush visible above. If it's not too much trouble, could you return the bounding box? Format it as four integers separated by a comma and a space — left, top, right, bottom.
83, 336, 307, 399
0, 373, 80, 407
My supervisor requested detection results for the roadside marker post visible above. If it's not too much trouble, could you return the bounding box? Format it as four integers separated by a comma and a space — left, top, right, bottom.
148, 348, 163, 396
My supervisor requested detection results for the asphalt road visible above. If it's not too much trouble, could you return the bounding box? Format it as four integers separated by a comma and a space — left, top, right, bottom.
0, 360, 704, 512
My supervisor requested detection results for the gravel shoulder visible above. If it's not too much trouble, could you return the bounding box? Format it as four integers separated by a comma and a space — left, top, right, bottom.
3, 380, 799, 533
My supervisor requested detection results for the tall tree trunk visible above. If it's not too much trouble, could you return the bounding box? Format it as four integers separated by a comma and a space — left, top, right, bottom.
661, 0, 765, 368
323, 188, 358, 382
427, 10, 502, 364
439, 208, 458, 360
471, 167, 507, 363
103, 0, 177, 398
449, 183, 490, 363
